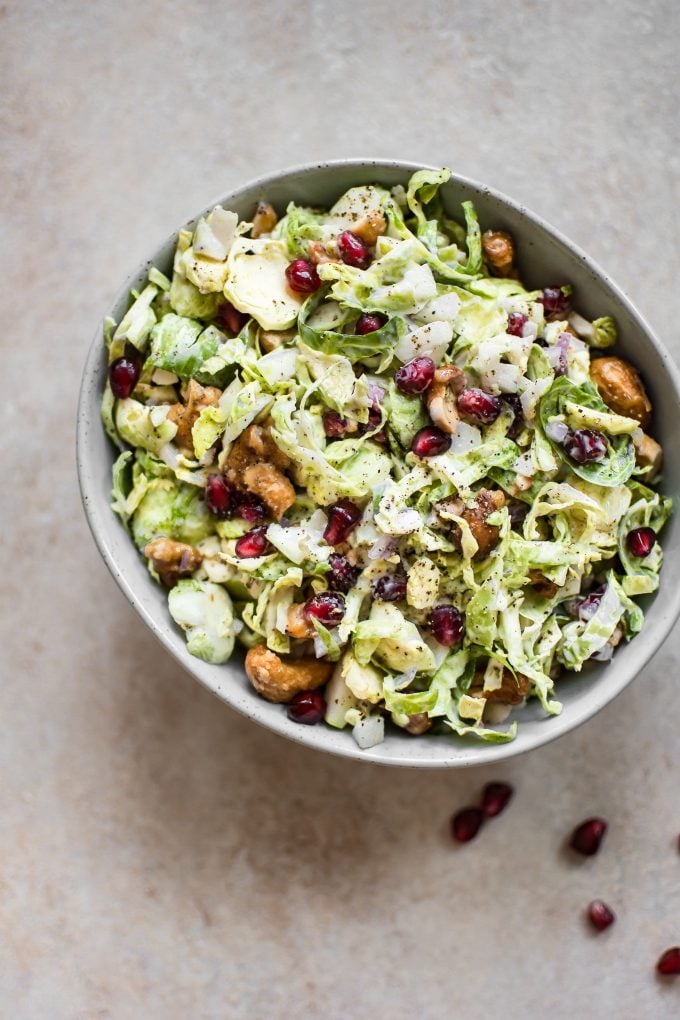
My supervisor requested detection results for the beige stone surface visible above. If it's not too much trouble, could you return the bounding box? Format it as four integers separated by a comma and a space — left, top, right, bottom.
2, 1, 679, 1017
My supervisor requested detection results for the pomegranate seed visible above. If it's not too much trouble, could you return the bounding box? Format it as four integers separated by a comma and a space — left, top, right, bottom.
373, 570, 407, 602
430, 604, 465, 647
323, 410, 349, 438
541, 285, 572, 317
337, 230, 371, 269
506, 312, 528, 337
563, 428, 607, 464
394, 356, 436, 395
304, 591, 345, 625
285, 259, 321, 293
411, 426, 451, 458
356, 312, 387, 335
218, 300, 247, 334
327, 553, 359, 593
657, 947, 680, 976
287, 690, 326, 725
204, 474, 236, 518
481, 781, 514, 818
234, 526, 271, 558
586, 900, 615, 932
323, 500, 362, 545
357, 406, 389, 446
626, 526, 656, 558
570, 817, 607, 856
235, 492, 269, 523
109, 356, 141, 399
451, 807, 484, 843
457, 388, 503, 425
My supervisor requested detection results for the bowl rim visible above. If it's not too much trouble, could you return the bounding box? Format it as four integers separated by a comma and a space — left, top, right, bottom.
76, 158, 680, 768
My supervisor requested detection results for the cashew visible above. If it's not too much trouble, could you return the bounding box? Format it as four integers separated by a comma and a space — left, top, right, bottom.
589, 356, 652, 428
251, 201, 278, 238
633, 431, 663, 476
260, 328, 295, 352
350, 211, 387, 246
405, 713, 432, 735
244, 644, 332, 703
286, 603, 315, 639
167, 379, 222, 455
426, 365, 466, 434
144, 538, 202, 588
482, 230, 517, 278
444, 489, 506, 559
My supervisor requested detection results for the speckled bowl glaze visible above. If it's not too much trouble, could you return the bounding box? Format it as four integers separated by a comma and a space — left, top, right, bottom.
77, 160, 680, 767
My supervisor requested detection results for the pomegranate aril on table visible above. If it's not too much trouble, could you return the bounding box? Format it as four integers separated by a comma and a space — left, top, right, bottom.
481, 781, 514, 818
569, 817, 607, 856
451, 807, 484, 843
656, 947, 680, 976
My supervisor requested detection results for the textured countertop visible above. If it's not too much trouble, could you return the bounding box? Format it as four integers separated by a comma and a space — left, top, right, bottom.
2, 1, 679, 1016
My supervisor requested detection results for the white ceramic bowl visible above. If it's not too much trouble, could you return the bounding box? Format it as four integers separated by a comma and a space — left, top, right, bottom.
77, 160, 680, 767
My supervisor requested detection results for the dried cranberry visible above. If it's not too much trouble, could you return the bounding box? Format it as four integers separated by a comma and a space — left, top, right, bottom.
457, 388, 503, 425
481, 781, 514, 818
235, 493, 269, 523
626, 526, 656, 558
586, 900, 615, 932
285, 259, 321, 293
430, 604, 465, 647
337, 230, 371, 269
394, 356, 436, 395
109, 356, 141, 399
218, 300, 247, 334
506, 312, 528, 337
323, 410, 350, 438
657, 947, 680, 976
451, 807, 484, 843
287, 690, 326, 725
563, 428, 607, 464
373, 571, 407, 602
570, 817, 607, 856
304, 591, 346, 625
204, 474, 236, 518
234, 526, 271, 558
503, 393, 524, 439
327, 553, 359, 593
323, 500, 362, 545
411, 426, 451, 458
541, 285, 572, 317
356, 312, 387, 335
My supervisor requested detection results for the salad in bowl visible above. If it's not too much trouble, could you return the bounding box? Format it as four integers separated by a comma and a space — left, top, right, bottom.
101, 167, 670, 750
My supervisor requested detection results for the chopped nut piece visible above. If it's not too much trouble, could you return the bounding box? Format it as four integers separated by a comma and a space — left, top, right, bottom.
633, 431, 663, 476
287, 603, 315, 639
251, 201, 278, 238
225, 420, 291, 475
482, 230, 517, 278
471, 667, 530, 705
260, 328, 295, 352
589, 356, 652, 428
350, 211, 387, 246
528, 569, 559, 599
444, 488, 506, 558
426, 364, 466, 434
242, 462, 295, 520
143, 538, 202, 588
244, 644, 332, 703
405, 713, 432, 735
308, 241, 339, 265
167, 379, 222, 455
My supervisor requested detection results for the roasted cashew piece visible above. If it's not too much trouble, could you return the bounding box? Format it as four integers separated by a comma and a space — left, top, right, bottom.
482, 230, 517, 278
286, 603, 315, 639
633, 431, 663, 476
426, 365, 466, 433
251, 202, 278, 238
144, 538, 202, 588
244, 644, 332, 703
589, 356, 652, 428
